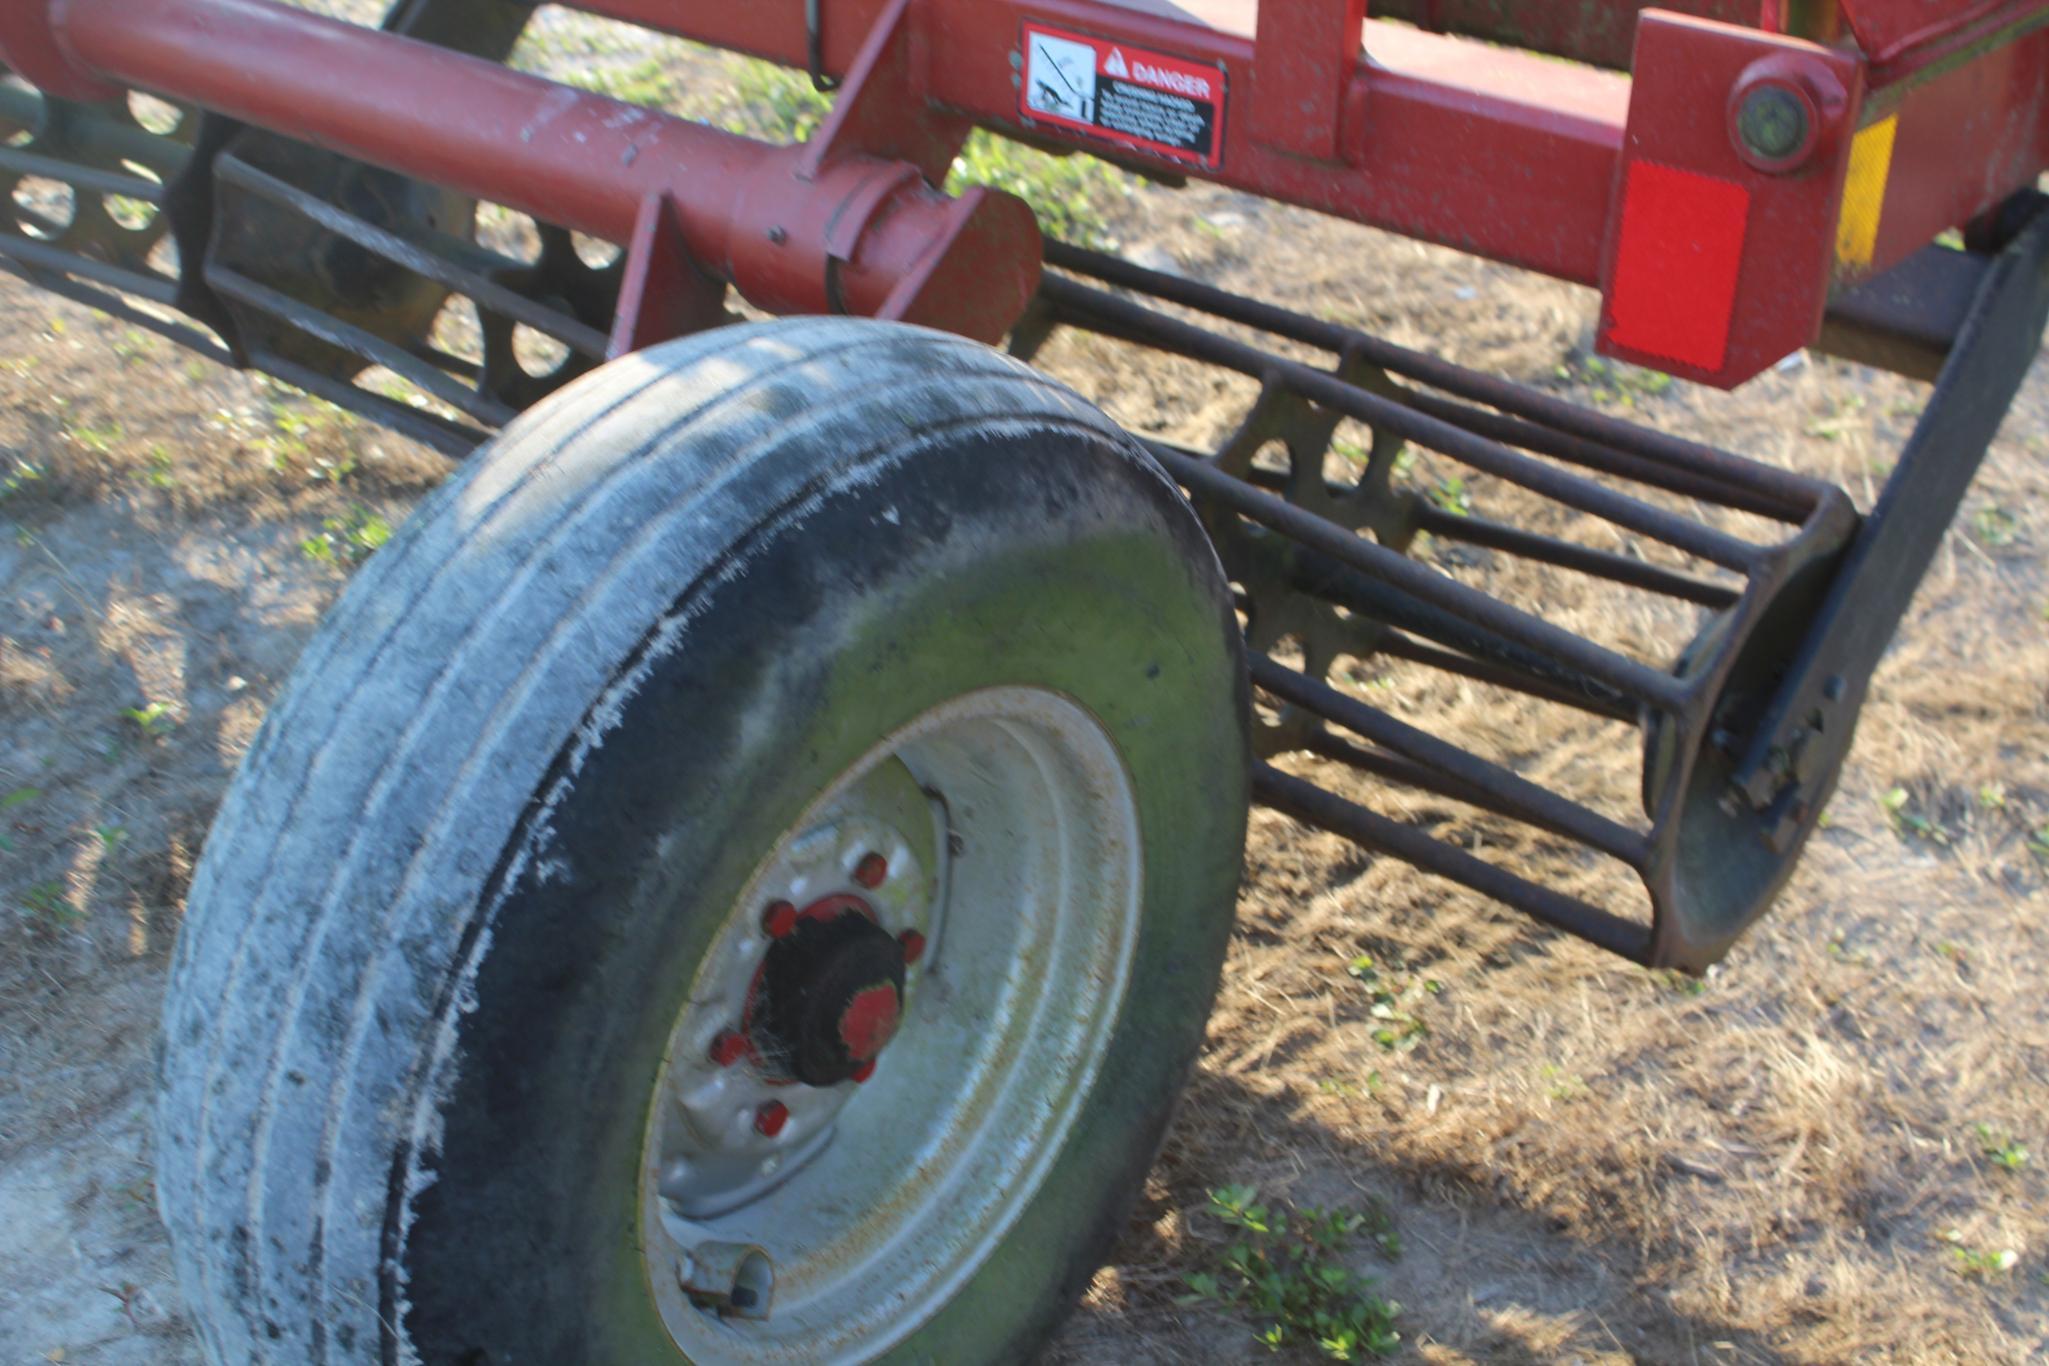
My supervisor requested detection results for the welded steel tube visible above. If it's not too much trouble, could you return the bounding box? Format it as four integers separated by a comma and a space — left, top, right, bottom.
50, 0, 1035, 332
57, 0, 749, 248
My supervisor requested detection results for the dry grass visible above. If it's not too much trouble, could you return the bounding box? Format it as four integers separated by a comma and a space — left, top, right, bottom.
3, 21, 2047, 1365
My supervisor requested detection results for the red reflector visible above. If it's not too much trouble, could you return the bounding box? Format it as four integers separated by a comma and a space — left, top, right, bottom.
1607, 161, 1750, 374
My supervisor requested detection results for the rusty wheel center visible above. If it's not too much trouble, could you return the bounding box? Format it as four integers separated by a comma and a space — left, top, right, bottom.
751, 903, 907, 1087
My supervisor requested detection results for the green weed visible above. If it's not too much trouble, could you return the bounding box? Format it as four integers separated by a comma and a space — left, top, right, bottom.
1973, 1123, 2029, 1173
1972, 505, 2020, 549
21, 878, 79, 930
138, 445, 176, 489
1558, 353, 1673, 407
1, 457, 45, 500
1653, 968, 1709, 997
1879, 785, 1947, 845
122, 701, 176, 740
1942, 1234, 2018, 1279
302, 504, 392, 564
1346, 954, 1437, 1052
723, 61, 1130, 246
1183, 1186, 1401, 1360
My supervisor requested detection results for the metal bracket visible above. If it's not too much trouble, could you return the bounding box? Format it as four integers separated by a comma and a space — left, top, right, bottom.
1729, 192, 2049, 837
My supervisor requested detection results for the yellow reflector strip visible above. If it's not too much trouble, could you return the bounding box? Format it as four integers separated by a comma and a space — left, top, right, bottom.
1836, 115, 1898, 270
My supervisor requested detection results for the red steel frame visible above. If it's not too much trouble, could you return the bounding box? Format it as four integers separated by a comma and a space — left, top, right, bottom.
5, 0, 2048, 385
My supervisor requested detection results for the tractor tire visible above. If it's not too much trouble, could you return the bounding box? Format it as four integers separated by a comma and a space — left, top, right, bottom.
156, 318, 1250, 1363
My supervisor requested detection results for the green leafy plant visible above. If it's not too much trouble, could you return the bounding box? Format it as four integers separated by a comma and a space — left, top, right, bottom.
1652, 967, 1709, 997
1539, 1063, 1585, 1101
1971, 504, 2020, 549
302, 505, 393, 564
1346, 954, 1437, 1052
1, 457, 44, 500
944, 132, 1130, 247
1557, 353, 1672, 407
1879, 785, 1947, 844
21, 878, 79, 930
1940, 1229, 2018, 1279
139, 445, 178, 489
1973, 1123, 2030, 1172
1184, 1186, 1401, 1360
723, 61, 1130, 246
122, 701, 176, 740
1426, 475, 1471, 517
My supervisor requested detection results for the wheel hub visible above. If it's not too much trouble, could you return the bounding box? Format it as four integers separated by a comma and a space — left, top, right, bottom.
639, 689, 1144, 1359
750, 899, 907, 1087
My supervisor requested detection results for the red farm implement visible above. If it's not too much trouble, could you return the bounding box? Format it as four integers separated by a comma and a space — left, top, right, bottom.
4, 0, 2046, 1359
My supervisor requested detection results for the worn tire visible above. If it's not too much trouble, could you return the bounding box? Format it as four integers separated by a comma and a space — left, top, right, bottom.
156, 319, 1249, 1363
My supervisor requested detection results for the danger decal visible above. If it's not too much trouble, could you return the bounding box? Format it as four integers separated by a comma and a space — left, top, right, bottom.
1021, 24, 1226, 169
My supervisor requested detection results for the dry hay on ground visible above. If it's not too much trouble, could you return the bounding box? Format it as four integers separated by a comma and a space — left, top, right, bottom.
1, 109, 2045, 1366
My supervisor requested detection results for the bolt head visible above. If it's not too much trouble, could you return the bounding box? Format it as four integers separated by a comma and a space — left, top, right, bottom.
1737, 83, 1809, 163
708, 1030, 749, 1068
899, 929, 927, 965
754, 1101, 789, 1138
853, 852, 889, 888
762, 900, 798, 939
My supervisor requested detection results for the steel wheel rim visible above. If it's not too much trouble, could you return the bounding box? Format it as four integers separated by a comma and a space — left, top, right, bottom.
639, 685, 1143, 1362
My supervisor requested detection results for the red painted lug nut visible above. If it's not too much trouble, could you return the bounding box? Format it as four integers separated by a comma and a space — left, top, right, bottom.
853, 852, 889, 888
707, 1030, 749, 1067
761, 899, 798, 939
899, 929, 926, 965
754, 1100, 789, 1138
851, 1060, 876, 1084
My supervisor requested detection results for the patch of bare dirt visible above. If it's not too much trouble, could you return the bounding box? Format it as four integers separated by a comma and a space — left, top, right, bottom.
4, 33, 2048, 1366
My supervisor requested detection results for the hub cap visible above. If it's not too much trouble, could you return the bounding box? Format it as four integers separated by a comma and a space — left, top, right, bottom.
639, 687, 1143, 1362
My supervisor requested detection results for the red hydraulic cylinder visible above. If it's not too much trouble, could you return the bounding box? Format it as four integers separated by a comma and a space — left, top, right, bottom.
44, 0, 1040, 341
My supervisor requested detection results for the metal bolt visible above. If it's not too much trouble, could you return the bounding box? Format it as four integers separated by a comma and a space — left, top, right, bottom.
766, 225, 788, 245
853, 852, 889, 888
754, 1100, 789, 1137
1822, 674, 1847, 702
1736, 83, 1808, 163
762, 899, 798, 938
851, 1060, 876, 1084
899, 929, 926, 965
708, 1029, 749, 1067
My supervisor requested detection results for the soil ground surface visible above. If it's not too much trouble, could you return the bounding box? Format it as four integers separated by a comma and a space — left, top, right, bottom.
3, 12, 2047, 1365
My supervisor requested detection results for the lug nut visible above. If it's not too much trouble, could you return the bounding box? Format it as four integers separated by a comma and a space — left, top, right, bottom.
754, 1101, 789, 1137
899, 929, 926, 965
708, 1030, 749, 1067
853, 852, 889, 888
851, 1060, 876, 1084
762, 899, 798, 939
